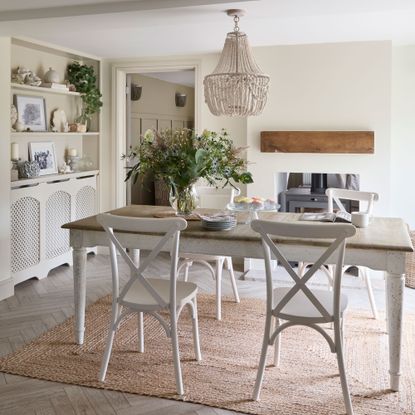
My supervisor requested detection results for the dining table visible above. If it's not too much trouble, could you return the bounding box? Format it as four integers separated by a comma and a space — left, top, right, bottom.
62, 205, 413, 392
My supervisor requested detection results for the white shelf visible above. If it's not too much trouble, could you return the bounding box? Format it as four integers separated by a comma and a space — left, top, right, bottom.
11, 83, 81, 97
11, 132, 99, 137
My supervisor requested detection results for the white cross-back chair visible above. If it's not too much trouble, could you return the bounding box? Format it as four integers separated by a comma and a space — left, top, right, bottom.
251, 220, 356, 415
97, 213, 201, 396
178, 186, 240, 320
299, 188, 379, 318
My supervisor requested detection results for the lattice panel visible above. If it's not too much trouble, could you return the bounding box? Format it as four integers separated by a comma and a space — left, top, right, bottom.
76, 186, 96, 220
11, 197, 40, 273
46, 191, 71, 259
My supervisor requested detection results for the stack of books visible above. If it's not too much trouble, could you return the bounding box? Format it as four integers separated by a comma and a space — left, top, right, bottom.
41, 82, 69, 92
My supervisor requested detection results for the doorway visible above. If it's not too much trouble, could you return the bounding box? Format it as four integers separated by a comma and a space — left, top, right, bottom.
112, 60, 201, 209
125, 69, 196, 205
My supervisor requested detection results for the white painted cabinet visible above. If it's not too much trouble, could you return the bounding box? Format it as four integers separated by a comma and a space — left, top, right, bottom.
10, 171, 98, 285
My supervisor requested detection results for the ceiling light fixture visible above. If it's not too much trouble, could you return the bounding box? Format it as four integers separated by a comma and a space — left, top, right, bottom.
204, 9, 270, 117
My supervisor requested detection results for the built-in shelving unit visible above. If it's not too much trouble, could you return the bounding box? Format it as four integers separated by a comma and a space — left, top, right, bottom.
9, 37, 102, 286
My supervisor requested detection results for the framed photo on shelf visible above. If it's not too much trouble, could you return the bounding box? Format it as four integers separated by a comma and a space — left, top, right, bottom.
14, 95, 47, 132
29, 142, 58, 176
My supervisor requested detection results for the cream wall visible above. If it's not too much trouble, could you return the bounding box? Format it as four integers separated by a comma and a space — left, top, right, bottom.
100, 41, 415, 229
0, 37, 13, 300
391, 45, 415, 228
247, 42, 392, 217
130, 73, 194, 132
99, 59, 112, 213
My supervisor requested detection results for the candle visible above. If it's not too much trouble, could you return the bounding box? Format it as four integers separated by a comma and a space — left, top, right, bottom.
11, 143, 19, 161
68, 148, 77, 157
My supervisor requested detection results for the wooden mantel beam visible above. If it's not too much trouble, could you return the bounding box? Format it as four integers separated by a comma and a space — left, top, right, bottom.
260, 131, 374, 154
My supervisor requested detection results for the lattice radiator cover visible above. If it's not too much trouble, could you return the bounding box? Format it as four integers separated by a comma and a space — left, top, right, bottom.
11, 197, 41, 273
76, 186, 96, 220
10, 174, 98, 284
46, 191, 71, 259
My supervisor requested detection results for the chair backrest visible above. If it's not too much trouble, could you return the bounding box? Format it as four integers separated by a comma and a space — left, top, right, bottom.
326, 188, 379, 215
251, 220, 356, 321
98, 213, 187, 311
196, 185, 240, 209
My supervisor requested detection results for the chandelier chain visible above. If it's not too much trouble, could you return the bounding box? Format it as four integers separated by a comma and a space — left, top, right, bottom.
233, 15, 240, 32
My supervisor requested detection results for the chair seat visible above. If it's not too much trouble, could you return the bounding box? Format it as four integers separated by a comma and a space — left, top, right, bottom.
121, 278, 198, 311
180, 252, 226, 262
273, 287, 348, 322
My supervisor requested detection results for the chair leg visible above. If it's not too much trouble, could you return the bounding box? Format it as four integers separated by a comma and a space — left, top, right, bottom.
183, 261, 191, 282
252, 314, 272, 401
188, 297, 202, 361
138, 312, 144, 353
225, 256, 240, 303
298, 261, 306, 276
99, 303, 121, 382
273, 317, 281, 367
325, 265, 335, 290
178, 260, 192, 282
170, 317, 184, 396
361, 268, 378, 319
215, 258, 224, 320
334, 320, 354, 415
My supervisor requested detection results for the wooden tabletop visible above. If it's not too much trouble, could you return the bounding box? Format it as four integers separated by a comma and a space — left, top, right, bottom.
62, 205, 413, 253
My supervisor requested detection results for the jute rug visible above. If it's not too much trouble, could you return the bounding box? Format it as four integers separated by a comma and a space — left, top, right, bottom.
0, 294, 414, 415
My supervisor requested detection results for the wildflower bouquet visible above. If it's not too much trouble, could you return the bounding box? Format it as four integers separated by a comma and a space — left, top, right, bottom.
125, 128, 253, 214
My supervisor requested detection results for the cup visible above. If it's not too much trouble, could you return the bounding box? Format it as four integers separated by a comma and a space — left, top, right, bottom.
351, 212, 370, 228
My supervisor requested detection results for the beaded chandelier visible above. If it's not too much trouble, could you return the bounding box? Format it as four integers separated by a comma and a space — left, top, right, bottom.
204, 9, 270, 117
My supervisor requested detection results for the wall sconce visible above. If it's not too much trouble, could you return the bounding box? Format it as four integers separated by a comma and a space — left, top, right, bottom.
131, 83, 142, 101
175, 92, 187, 107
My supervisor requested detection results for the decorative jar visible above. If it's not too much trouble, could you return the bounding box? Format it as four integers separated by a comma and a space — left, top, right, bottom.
44, 67, 61, 83
18, 161, 40, 179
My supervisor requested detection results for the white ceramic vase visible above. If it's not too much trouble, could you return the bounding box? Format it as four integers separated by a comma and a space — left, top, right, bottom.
44, 67, 61, 83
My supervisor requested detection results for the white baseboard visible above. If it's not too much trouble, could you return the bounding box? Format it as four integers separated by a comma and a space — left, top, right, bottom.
0, 277, 14, 301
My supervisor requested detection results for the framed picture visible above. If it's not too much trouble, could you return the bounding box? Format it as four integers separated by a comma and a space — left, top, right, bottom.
29, 142, 58, 175
14, 95, 47, 132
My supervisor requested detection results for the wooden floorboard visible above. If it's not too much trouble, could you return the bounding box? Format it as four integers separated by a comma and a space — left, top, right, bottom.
0, 254, 251, 415
0, 253, 413, 414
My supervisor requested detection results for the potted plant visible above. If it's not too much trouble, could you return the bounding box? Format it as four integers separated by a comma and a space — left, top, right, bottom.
125, 128, 253, 215
67, 62, 102, 131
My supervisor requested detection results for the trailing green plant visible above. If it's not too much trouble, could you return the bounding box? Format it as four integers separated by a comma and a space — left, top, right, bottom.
67, 61, 102, 124
124, 128, 253, 195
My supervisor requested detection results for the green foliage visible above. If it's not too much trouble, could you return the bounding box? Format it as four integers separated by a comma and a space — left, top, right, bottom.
67, 61, 102, 123
124, 128, 253, 192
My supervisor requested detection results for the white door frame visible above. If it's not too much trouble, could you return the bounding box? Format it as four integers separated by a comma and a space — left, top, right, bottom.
112, 60, 202, 208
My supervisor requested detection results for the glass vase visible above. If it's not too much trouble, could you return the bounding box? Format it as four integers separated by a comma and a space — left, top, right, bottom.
169, 184, 199, 216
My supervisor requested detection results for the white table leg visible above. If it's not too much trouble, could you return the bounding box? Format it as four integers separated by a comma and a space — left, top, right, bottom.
386, 272, 405, 391
73, 247, 87, 345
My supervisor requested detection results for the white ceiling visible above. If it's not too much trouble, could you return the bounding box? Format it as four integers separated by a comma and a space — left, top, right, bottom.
2, 0, 415, 58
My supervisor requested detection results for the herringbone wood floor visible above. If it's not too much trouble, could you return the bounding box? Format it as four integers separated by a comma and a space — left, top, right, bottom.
0, 254, 243, 415
1, 253, 413, 415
